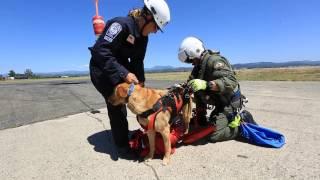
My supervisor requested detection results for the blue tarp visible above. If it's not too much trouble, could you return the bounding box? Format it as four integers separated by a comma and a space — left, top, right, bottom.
240, 122, 285, 148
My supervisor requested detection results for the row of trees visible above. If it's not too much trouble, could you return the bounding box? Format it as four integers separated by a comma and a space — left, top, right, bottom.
8, 69, 35, 79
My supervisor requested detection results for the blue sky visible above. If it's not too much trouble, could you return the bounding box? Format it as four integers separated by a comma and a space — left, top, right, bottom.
0, 0, 319, 74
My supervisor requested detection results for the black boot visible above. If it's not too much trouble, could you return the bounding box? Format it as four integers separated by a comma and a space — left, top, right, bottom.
240, 110, 257, 125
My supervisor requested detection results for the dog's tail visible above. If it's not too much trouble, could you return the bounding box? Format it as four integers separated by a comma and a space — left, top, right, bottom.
182, 97, 192, 134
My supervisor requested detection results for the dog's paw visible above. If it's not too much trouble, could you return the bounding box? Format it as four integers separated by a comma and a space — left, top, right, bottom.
184, 129, 189, 134
162, 157, 170, 166
144, 155, 153, 162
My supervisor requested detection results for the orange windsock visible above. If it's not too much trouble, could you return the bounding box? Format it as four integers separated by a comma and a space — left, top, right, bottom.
92, 0, 105, 37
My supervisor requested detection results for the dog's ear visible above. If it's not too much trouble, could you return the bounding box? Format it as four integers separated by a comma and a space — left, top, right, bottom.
117, 85, 128, 98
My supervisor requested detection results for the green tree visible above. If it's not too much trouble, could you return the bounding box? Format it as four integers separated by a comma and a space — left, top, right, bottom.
24, 69, 34, 78
8, 70, 16, 77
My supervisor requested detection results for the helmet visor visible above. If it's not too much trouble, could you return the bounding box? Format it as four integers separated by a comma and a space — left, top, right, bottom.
178, 50, 193, 63
178, 50, 188, 62
185, 58, 193, 64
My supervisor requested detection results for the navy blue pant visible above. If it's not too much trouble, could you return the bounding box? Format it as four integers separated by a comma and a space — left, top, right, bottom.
106, 102, 129, 147
90, 59, 129, 148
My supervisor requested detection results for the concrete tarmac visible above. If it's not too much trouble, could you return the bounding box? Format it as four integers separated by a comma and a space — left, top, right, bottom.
0, 79, 181, 130
0, 81, 320, 179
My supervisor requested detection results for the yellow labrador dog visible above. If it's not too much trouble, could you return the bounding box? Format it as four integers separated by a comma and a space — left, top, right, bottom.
108, 82, 192, 165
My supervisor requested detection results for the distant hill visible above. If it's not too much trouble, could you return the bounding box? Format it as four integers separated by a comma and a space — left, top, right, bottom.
145, 65, 192, 73
146, 65, 174, 70
233, 60, 320, 69
145, 60, 320, 73
35, 70, 89, 77
2, 60, 319, 77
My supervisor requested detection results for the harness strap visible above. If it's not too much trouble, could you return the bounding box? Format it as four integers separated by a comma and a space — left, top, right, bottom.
139, 101, 162, 131
162, 95, 176, 114
139, 86, 191, 131
147, 108, 162, 130
140, 94, 180, 131
230, 84, 244, 113
140, 101, 162, 118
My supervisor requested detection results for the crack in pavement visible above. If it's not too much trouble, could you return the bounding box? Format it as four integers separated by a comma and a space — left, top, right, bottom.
86, 112, 107, 129
143, 162, 160, 180
86, 110, 160, 180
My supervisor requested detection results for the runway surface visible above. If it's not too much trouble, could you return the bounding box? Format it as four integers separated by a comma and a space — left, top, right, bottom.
0, 79, 181, 130
0, 79, 320, 179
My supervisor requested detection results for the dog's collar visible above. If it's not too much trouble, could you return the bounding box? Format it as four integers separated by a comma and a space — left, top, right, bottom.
127, 83, 135, 96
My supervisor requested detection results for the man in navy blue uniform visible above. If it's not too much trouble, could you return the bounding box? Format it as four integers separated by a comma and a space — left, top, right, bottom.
89, 0, 171, 156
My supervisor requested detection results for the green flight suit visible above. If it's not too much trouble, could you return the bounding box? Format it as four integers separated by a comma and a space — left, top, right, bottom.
189, 50, 240, 142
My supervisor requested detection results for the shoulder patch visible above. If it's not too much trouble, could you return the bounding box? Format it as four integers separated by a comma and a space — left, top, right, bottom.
104, 22, 122, 42
126, 34, 135, 44
214, 61, 225, 69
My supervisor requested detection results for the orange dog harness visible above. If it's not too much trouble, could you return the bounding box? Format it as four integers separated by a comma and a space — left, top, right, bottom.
139, 90, 185, 131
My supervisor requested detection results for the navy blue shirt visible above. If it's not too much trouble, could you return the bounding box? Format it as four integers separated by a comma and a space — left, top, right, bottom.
89, 16, 148, 86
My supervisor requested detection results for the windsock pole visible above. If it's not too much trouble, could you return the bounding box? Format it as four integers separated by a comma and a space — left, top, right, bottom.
95, 0, 99, 15
92, 0, 105, 39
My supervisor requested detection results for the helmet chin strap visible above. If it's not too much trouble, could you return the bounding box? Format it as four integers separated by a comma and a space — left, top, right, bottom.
140, 16, 154, 35
200, 50, 206, 59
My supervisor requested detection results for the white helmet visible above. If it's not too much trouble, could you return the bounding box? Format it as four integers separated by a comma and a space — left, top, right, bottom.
178, 36, 205, 63
144, 0, 170, 31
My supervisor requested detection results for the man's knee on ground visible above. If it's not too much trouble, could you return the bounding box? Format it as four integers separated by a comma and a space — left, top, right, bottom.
208, 126, 239, 143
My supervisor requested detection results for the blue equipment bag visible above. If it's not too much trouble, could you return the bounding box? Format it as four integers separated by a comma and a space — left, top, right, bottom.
240, 122, 285, 148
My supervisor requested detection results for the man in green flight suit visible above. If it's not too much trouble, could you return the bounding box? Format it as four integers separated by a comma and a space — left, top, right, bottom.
178, 36, 244, 142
